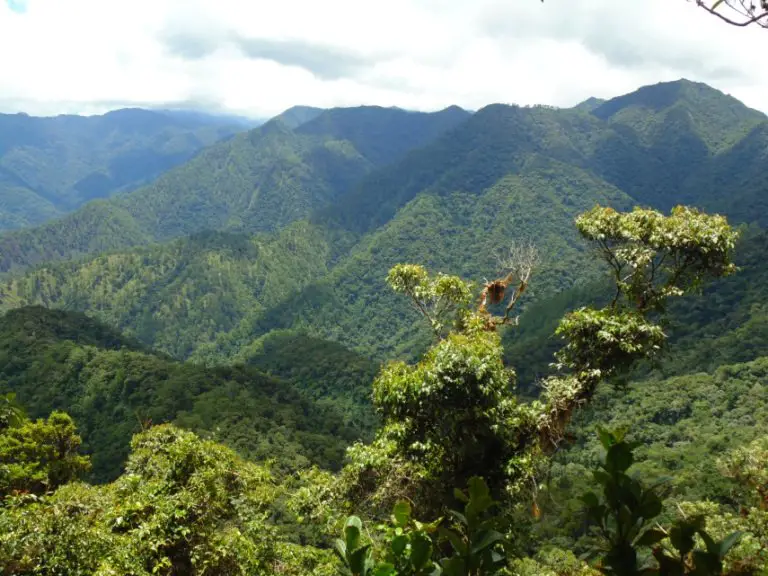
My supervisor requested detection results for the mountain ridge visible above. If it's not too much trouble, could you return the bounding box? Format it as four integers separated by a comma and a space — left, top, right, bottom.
1, 78, 767, 367
0, 104, 471, 272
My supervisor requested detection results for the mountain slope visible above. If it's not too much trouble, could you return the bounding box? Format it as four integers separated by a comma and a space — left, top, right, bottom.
0, 222, 336, 358
0, 106, 470, 272
272, 105, 325, 128
194, 157, 636, 361
588, 79, 767, 210
532, 353, 768, 551
297, 104, 471, 166
316, 103, 604, 236
4, 79, 768, 364
0, 109, 244, 231
0, 157, 635, 363
591, 79, 765, 152
678, 123, 768, 227
0, 306, 371, 481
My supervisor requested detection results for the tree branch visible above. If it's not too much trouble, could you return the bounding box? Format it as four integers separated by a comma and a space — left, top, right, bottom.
694, 0, 768, 27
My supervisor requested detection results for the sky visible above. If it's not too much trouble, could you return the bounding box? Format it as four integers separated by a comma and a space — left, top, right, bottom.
1, 0, 766, 119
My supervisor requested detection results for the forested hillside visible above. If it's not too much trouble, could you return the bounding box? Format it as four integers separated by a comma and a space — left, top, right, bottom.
0, 105, 469, 272
0, 109, 247, 231
3, 80, 768, 366
0, 306, 374, 481
3, 76, 768, 575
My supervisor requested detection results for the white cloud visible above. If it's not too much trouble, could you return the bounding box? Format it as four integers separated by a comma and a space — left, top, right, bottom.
0, 0, 766, 118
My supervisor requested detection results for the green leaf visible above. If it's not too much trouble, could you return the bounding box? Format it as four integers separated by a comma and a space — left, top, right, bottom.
593, 469, 612, 487
410, 532, 433, 569
440, 557, 466, 576
345, 516, 363, 552
597, 426, 614, 450
670, 523, 696, 557
453, 488, 469, 504
393, 500, 412, 528
698, 529, 718, 556
606, 442, 634, 473
439, 527, 467, 556
334, 538, 347, 561
718, 531, 743, 559
467, 476, 489, 500
581, 491, 600, 508
634, 528, 667, 547
373, 564, 397, 576
349, 544, 372, 573
691, 550, 721, 575
391, 534, 408, 556
638, 494, 663, 520
470, 530, 504, 555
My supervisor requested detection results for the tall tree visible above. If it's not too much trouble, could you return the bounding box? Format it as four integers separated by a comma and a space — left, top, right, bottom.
335, 206, 738, 520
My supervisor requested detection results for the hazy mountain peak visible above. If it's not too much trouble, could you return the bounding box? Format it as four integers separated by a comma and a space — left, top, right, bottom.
593, 78, 763, 120
592, 78, 766, 154
572, 96, 606, 112
271, 105, 325, 129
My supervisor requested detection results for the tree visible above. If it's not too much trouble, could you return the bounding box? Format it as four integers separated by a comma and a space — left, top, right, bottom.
541, 206, 738, 449
0, 393, 25, 431
0, 424, 339, 575
0, 411, 91, 497
718, 436, 768, 509
338, 206, 738, 521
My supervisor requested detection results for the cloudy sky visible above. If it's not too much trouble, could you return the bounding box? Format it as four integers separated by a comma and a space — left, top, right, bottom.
1, 0, 766, 118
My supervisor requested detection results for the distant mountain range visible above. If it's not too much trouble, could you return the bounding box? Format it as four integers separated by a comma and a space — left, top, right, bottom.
0, 108, 254, 232
1, 77, 767, 383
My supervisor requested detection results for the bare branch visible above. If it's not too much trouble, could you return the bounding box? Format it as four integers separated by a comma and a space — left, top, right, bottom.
498, 240, 541, 285
480, 240, 541, 328
693, 0, 768, 27
540, 0, 768, 27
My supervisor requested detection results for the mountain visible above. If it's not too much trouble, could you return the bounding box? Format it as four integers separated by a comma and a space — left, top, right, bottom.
272, 105, 325, 128
0, 105, 470, 273
0, 306, 374, 481
587, 79, 767, 210
591, 79, 764, 153
4, 78, 768, 574
0, 109, 245, 231
3, 80, 768, 366
0, 136, 637, 362
572, 96, 605, 112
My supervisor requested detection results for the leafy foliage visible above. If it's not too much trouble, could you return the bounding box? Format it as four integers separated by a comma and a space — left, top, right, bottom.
0, 410, 90, 497
580, 428, 743, 575
334, 477, 510, 576
0, 424, 337, 575
0, 392, 24, 430
439, 477, 511, 576
0, 79, 767, 574
337, 204, 737, 547
0, 306, 364, 481
574, 206, 738, 313
0, 223, 336, 359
